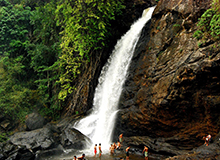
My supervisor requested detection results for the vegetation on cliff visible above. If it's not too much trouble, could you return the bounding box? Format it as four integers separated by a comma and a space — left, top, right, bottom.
0, 0, 125, 123
194, 0, 220, 42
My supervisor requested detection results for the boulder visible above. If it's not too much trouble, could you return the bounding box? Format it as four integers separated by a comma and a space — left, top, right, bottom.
25, 112, 47, 131
60, 128, 92, 150
9, 124, 59, 151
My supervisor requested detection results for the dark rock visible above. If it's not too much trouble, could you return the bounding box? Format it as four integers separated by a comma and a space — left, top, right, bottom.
60, 128, 92, 150
2, 143, 15, 154
25, 112, 47, 131
9, 124, 59, 151
5, 152, 20, 160
0, 152, 6, 160
35, 145, 64, 160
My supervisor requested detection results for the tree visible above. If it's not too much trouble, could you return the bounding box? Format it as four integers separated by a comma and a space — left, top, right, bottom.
55, 0, 125, 100
27, 0, 62, 118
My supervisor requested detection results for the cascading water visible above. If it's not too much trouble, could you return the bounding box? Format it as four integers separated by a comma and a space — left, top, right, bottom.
74, 6, 155, 155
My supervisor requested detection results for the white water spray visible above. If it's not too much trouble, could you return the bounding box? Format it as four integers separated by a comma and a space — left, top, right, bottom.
74, 6, 155, 154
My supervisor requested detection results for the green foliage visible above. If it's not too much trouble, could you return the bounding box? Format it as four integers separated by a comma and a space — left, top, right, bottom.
0, 1, 32, 57
0, 133, 8, 142
56, 0, 125, 100
193, 0, 220, 41
0, 0, 61, 121
173, 24, 180, 28
28, 0, 62, 118
0, 59, 38, 121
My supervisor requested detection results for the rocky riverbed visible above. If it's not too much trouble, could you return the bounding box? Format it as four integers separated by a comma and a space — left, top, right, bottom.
1, 113, 220, 160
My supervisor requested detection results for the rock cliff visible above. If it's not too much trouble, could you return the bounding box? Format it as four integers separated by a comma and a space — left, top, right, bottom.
116, 0, 220, 158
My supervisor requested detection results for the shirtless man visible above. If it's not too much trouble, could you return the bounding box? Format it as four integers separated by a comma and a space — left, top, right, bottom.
142, 146, 148, 160
94, 144, 97, 157
113, 142, 117, 154
109, 144, 114, 155
125, 146, 130, 160
117, 141, 121, 149
99, 143, 102, 157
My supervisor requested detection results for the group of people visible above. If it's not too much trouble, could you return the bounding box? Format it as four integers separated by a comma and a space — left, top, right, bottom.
124, 146, 148, 160
108, 133, 148, 160
94, 143, 102, 157
109, 134, 123, 155
73, 133, 149, 160
70, 133, 213, 160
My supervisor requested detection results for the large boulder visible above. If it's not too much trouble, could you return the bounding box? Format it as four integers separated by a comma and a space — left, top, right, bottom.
60, 128, 92, 150
9, 124, 60, 151
25, 112, 47, 131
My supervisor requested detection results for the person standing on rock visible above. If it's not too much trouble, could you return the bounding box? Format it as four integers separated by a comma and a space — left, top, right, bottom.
142, 146, 148, 160
203, 134, 212, 146
94, 144, 97, 157
99, 143, 102, 157
119, 133, 123, 144
125, 146, 130, 160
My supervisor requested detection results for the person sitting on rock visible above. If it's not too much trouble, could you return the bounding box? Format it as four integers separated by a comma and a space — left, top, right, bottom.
77, 153, 85, 160
116, 141, 121, 149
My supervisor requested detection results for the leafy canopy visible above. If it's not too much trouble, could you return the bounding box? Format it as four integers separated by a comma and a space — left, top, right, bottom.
55, 0, 125, 100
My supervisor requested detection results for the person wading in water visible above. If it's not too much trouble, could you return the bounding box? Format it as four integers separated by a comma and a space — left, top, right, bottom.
99, 143, 102, 157
94, 144, 97, 157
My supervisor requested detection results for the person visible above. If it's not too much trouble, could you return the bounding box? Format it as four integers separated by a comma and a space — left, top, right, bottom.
125, 146, 130, 160
77, 154, 85, 160
203, 134, 212, 146
113, 142, 117, 154
109, 144, 114, 155
94, 144, 97, 157
73, 156, 77, 160
119, 133, 123, 143
142, 146, 148, 160
116, 141, 121, 149
99, 143, 102, 157
120, 157, 124, 160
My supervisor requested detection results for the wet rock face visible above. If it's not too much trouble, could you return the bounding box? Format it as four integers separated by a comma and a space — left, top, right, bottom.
65, 0, 157, 116
118, 0, 220, 152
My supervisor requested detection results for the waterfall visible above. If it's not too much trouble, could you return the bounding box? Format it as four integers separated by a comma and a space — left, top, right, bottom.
74, 6, 155, 154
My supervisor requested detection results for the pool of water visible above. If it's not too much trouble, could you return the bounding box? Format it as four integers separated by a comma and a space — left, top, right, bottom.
37, 149, 168, 160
